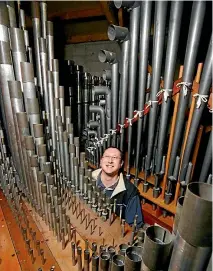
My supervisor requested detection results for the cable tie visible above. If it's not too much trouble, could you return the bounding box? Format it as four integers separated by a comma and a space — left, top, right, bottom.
209, 108, 213, 113
126, 118, 134, 126
118, 124, 125, 133
145, 100, 158, 110
176, 82, 192, 97
109, 129, 117, 135
134, 110, 144, 118
193, 94, 209, 108
156, 88, 173, 102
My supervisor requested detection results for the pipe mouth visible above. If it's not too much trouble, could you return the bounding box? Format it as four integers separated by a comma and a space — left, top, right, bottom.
177, 196, 184, 206
146, 225, 173, 245
188, 182, 212, 202
112, 255, 125, 266
98, 50, 107, 63
126, 247, 142, 262
114, 0, 122, 8
100, 252, 110, 260
108, 25, 116, 41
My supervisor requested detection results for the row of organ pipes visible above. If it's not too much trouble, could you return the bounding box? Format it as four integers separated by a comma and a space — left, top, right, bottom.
0, 1, 212, 271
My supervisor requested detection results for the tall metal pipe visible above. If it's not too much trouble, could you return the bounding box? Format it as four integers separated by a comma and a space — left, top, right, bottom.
173, 196, 184, 235
48, 70, 56, 150
108, 24, 129, 150
155, 1, 184, 174
31, 2, 43, 96
46, 21, 54, 71
89, 105, 106, 138
134, 1, 152, 181
168, 1, 206, 176
111, 254, 124, 271
6, 1, 17, 27
180, 36, 212, 181
40, 1, 47, 40
145, 1, 168, 172
199, 130, 212, 182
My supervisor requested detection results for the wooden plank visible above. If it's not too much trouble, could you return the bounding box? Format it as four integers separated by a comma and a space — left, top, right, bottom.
118, 8, 124, 26
99, 1, 117, 25
0, 199, 21, 271
48, 7, 104, 20
67, 32, 109, 44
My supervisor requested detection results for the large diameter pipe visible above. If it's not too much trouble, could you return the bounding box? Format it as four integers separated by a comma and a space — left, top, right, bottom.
142, 225, 173, 270
145, 1, 168, 172
124, 246, 142, 271
134, 1, 152, 179
111, 254, 124, 271
168, 231, 212, 271
155, 1, 184, 174
178, 182, 212, 247
199, 130, 212, 182
168, 1, 206, 176
173, 196, 184, 235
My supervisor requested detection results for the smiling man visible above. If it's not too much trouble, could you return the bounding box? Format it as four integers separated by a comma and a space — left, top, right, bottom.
92, 146, 143, 228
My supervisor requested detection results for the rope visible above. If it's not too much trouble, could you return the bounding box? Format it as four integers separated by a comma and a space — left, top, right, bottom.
176, 82, 192, 97
134, 110, 144, 118
209, 108, 213, 113
145, 100, 158, 110
109, 129, 117, 135
193, 94, 209, 108
126, 118, 134, 126
118, 124, 125, 133
156, 88, 173, 102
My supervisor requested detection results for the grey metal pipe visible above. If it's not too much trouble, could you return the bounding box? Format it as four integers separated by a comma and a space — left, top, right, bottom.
168, 231, 212, 271
89, 105, 106, 138
100, 252, 110, 271
93, 86, 112, 134
10, 27, 27, 82
31, 2, 43, 95
142, 225, 173, 270
46, 21, 54, 71
154, 1, 183, 175
52, 59, 59, 98
27, 98, 41, 137
111, 254, 124, 271
178, 182, 212, 247
125, 246, 142, 271
173, 196, 184, 235
47, 70, 56, 150
134, 1, 152, 180
6, 1, 16, 27
181, 36, 212, 181
59, 86, 65, 124
40, 1, 47, 39
145, 1, 168, 172
40, 37, 50, 116
92, 253, 99, 271
168, 1, 206, 176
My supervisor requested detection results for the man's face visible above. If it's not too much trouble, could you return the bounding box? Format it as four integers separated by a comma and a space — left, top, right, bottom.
100, 148, 123, 176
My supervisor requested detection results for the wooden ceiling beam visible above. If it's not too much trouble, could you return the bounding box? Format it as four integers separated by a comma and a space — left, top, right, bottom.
99, 1, 117, 25
48, 7, 104, 21
67, 32, 109, 44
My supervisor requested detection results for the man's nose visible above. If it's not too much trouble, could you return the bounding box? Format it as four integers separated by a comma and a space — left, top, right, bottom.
108, 157, 113, 162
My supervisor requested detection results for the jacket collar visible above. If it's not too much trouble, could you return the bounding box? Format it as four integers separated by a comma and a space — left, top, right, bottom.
92, 169, 126, 198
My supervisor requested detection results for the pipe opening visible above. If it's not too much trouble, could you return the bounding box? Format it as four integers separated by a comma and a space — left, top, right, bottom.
98, 50, 107, 63
178, 196, 184, 206
146, 225, 173, 245
114, 0, 122, 8
101, 252, 110, 260
126, 252, 141, 262
188, 182, 212, 201
108, 25, 116, 41
113, 255, 124, 266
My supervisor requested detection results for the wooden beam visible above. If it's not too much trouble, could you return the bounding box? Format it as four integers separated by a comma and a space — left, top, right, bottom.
48, 7, 104, 21
99, 1, 117, 25
118, 8, 124, 26
67, 32, 109, 44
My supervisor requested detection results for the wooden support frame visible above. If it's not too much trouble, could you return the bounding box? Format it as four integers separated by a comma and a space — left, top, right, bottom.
99, 1, 117, 25
67, 32, 109, 44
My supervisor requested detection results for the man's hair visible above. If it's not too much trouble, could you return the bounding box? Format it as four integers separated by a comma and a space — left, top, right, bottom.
103, 146, 124, 161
